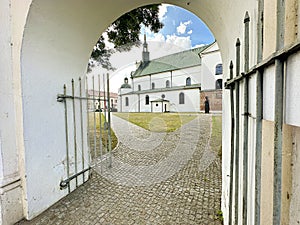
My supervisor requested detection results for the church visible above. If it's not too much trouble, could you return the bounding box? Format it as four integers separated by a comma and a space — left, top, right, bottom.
118, 35, 223, 113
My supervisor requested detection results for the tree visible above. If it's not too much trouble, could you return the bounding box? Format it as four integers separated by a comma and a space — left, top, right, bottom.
88, 4, 163, 72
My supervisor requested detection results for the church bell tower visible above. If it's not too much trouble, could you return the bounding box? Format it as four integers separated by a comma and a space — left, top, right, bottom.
142, 34, 150, 63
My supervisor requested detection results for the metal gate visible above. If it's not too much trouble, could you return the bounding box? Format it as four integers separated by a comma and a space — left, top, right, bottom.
57, 74, 112, 193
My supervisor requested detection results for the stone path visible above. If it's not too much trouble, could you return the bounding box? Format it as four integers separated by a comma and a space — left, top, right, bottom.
18, 114, 222, 225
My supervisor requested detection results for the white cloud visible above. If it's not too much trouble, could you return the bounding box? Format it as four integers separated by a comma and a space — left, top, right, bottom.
150, 33, 166, 42
139, 27, 166, 44
176, 20, 192, 34
192, 43, 205, 49
187, 30, 193, 35
158, 4, 170, 21
166, 34, 191, 50
102, 32, 114, 49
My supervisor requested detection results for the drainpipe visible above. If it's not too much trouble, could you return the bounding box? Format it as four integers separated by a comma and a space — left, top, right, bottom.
273, 0, 285, 224
234, 38, 241, 225
242, 12, 250, 225
255, 0, 264, 223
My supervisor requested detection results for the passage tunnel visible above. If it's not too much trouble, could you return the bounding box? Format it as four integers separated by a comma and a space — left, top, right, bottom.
18, 0, 253, 222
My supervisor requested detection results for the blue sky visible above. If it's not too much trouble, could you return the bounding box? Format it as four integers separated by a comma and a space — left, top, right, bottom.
92, 4, 215, 92
141, 4, 215, 49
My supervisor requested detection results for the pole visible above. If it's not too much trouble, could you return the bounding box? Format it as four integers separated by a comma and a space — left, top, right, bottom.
107, 73, 112, 168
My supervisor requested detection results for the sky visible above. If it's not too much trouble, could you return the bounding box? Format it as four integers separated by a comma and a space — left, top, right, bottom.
88, 4, 215, 93
143, 4, 214, 49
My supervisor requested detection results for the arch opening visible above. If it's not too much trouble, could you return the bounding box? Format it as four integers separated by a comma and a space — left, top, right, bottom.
20, 0, 231, 221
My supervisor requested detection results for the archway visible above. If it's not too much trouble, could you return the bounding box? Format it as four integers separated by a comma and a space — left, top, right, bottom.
18, 0, 258, 224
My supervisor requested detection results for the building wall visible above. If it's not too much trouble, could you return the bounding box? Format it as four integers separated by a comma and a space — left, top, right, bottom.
120, 88, 201, 113
133, 75, 152, 91
1, 0, 299, 224
133, 65, 204, 92
171, 66, 202, 87
200, 90, 222, 112
200, 44, 223, 90
150, 72, 172, 89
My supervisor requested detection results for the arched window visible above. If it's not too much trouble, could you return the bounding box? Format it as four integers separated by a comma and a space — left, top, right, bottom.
216, 79, 223, 89
152, 82, 155, 89
125, 97, 129, 106
166, 80, 170, 88
179, 92, 185, 104
215, 64, 223, 75
186, 77, 191, 86
145, 95, 149, 105
138, 85, 141, 91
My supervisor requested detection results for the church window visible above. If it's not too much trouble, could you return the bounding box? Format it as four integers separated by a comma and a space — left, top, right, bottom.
152, 82, 155, 89
166, 80, 170, 88
125, 97, 129, 106
179, 92, 185, 104
138, 85, 141, 91
145, 95, 149, 105
186, 77, 191, 86
215, 64, 223, 75
216, 79, 223, 89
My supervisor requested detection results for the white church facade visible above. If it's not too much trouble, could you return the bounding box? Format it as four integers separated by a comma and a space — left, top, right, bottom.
118, 37, 223, 113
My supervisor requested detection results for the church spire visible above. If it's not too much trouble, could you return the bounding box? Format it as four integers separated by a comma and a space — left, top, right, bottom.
142, 34, 150, 62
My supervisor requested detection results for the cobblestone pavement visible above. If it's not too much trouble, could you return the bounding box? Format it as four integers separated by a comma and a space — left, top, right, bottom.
18, 114, 222, 225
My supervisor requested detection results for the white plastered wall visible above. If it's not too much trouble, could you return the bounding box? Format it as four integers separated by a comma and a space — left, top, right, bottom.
2, 0, 256, 222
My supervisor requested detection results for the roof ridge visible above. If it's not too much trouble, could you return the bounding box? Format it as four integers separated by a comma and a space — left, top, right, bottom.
150, 43, 212, 62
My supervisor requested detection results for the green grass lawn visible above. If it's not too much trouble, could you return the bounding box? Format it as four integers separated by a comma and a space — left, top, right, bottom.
88, 112, 118, 159
211, 115, 222, 159
114, 112, 197, 132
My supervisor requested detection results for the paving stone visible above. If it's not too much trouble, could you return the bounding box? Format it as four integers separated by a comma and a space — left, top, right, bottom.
17, 114, 222, 225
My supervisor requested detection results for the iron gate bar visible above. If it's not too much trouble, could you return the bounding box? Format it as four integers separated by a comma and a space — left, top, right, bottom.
224, 41, 300, 89
234, 38, 241, 224
92, 76, 97, 161
228, 61, 235, 225
242, 12, 250, 225
255, 69, 263, 225
107, 73, 112, 168
273, 0, 285, 223
60, 167, 91, 189
57, 94, 107, 101
234, 38, 241, 225
59, 78, 93, 192
71, 79, 78, 188
86, 76, 91, 167
255, 0, 264, 223
79, 77, 85, 182
103, 74, 106, 114
63, 84, 71, 193
98, 74, 103, 173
